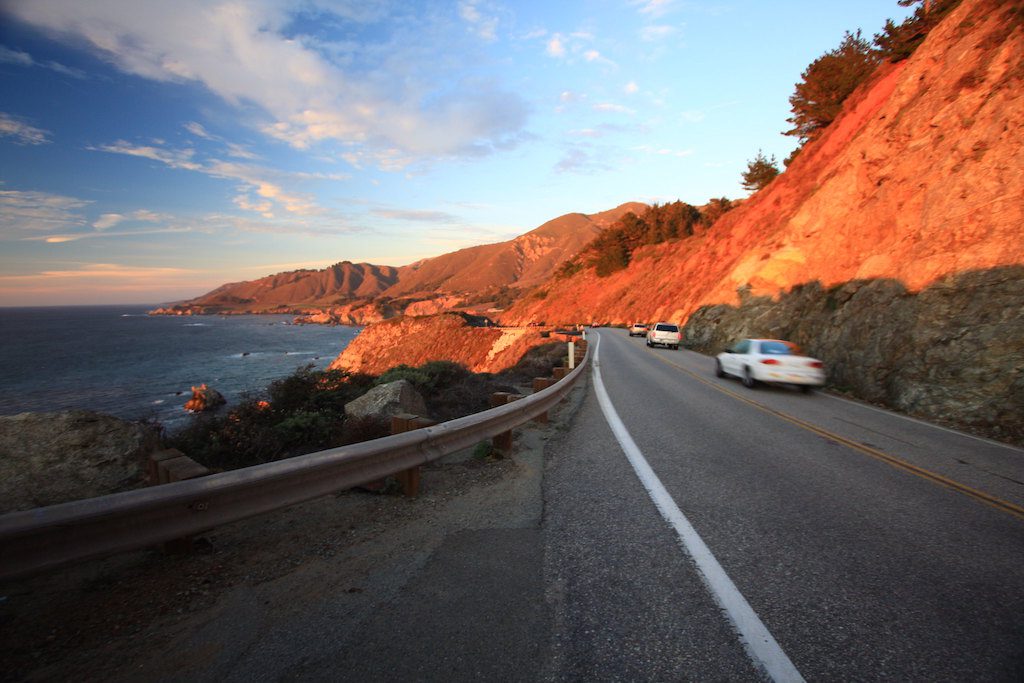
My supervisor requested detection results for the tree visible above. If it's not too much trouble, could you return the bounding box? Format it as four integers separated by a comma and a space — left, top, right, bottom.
785, 30, 879, 142
874, 0, 960, 62
741, 150, 780, 192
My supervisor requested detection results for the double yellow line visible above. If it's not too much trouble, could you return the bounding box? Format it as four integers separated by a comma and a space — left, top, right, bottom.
650, 352, 1024, 522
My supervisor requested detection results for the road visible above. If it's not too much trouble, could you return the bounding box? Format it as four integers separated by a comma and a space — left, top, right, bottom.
541, 328, 1024, 680
40, 327, 1022, 681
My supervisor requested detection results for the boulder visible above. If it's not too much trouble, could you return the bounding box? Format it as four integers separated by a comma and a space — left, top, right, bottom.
0, 410, 161, 513
344, 380, 428, 420
184, 384, 226, 412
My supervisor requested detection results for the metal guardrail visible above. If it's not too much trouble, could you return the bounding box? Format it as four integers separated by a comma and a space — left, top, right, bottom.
0, 342, 590, 581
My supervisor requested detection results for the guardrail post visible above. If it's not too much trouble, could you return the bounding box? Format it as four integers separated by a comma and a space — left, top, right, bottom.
147, 450, 212, 553
532, 378, 558, 423
389, 414, 436, 497
490, 392, 521, 452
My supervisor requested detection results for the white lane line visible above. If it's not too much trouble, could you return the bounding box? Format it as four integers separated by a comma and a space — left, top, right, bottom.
591, 333, 805, 683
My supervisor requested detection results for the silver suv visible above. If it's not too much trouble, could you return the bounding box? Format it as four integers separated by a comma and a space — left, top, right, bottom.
646, 322, 681, 350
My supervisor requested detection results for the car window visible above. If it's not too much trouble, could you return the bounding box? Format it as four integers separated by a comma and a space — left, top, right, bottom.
760, 341, 796, 355
655, 324, 678, 332
731, 339, 751, 354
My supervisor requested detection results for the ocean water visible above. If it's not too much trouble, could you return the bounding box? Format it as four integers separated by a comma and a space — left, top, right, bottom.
0, 306, 359, 429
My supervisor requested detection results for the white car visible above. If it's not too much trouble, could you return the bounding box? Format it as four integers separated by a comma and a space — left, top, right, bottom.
715, 338, 825, 392
646, 322, 681, 350
628, 322, 648, 337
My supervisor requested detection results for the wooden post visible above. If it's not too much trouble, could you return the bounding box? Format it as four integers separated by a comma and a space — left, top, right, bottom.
389, 413, 435, 497
532, 377, 557, 423
149, 451, 211, 553
490, 392, 517, 452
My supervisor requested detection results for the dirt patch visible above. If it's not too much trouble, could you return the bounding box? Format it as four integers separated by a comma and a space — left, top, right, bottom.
0, 379, 587, 682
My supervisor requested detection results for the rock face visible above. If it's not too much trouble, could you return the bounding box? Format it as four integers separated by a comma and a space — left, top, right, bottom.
501, 0, 1022, 442
0, 410, 161, 513
344, 380, 428, 420
183, 384, 226, 412
330, 313, 552, 376
682, 267, 1024, 444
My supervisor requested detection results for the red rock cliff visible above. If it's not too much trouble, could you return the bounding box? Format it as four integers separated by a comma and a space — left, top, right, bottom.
503, 0, 1023, 326
329, 314, 555, 375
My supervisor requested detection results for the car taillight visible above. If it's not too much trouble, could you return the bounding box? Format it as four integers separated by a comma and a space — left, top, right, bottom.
761, 359, 779, 365
808, 361, 823, 368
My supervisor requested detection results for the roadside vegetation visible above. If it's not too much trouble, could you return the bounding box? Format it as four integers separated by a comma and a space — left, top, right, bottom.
164, 343, 569, 471
557, 200, 735, 279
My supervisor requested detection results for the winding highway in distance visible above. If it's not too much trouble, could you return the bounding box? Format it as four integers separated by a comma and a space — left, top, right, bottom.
541, 328, 1024, 681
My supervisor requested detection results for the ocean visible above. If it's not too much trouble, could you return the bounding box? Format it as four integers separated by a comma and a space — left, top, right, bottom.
0, 306, 359, 429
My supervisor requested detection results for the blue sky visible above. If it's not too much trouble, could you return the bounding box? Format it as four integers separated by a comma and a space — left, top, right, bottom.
0, 0, 912, 305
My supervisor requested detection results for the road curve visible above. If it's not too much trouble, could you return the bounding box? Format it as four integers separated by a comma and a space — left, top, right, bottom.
541, 328, 1024, 681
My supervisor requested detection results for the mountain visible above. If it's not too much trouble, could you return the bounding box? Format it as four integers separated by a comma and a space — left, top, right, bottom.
153, 203, 645, 317
152, 261, 400, 315
384, 202, 646, 297
500, 0, 1023, 442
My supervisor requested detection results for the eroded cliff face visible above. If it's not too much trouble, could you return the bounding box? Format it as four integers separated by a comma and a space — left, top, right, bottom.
329, 314, 554, 376
504, 0, 1023, 326
501, 0, 1022, 442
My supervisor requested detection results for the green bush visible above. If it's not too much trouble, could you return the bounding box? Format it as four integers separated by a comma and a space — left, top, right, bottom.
874, 0, 962, 62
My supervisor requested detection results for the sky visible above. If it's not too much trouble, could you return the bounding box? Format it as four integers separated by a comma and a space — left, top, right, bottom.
0, 0, 914, 306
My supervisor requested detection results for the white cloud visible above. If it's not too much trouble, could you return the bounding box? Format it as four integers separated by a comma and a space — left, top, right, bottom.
459, 1, 498, 41
0, 45, 86, 77
371, 208, 459, 223
640, 25, 677, 42
593, 103, 635, 114
547, 34, 566, 57
632, 0, 676, 17
0, 112, 51, 145
5, 1, 528, 167
625, 81, 639, 94
0, 188, 89, 236
93, 213, 124, 230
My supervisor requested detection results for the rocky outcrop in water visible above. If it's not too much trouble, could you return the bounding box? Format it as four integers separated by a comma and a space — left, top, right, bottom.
184, 384, 226, 413
682, 267, 1024, 445
0, 410, 161, 512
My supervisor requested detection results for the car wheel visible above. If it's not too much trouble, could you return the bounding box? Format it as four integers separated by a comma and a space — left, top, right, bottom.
715, 359, 725, 378
799, 384, 813, 394
673, 345, 679, 350
646, 339, 651, 347
742, 367, 756, 389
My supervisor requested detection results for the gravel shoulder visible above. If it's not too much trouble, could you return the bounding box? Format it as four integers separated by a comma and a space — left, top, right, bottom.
0, 380, 587, 682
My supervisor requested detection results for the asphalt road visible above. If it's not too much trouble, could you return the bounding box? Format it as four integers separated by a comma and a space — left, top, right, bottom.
541, 328, 1024, 681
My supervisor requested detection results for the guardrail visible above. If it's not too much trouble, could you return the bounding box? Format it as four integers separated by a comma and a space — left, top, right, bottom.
0, 340, 590, 581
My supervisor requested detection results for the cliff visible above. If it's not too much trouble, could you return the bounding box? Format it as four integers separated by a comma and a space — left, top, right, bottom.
504, 0, 1023, 326
329, 314, 555, 376
501, 0, 1023, 442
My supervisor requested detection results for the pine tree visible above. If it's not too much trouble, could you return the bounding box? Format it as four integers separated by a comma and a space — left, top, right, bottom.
741, 150, 780, 192
785, 30, 879, 142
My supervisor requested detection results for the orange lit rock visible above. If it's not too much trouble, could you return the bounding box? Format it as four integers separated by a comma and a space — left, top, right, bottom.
183, 384, 226, 413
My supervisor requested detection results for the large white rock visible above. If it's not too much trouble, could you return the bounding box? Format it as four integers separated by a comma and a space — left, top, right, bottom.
343, 380, 428, 420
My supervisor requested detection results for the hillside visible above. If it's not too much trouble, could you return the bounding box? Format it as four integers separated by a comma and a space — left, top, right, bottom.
151, 261, 399, 315
499, 0, 1022, 441
385, 203, 645, 297
152, 203, 645, 318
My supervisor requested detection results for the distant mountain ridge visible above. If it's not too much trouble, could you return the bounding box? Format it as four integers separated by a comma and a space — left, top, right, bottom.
152, 202, 646, 317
